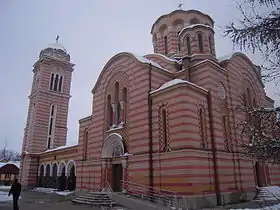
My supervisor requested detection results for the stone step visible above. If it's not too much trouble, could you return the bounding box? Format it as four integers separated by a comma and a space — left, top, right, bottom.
72, 199, 116, 206
76, 196, 112, 201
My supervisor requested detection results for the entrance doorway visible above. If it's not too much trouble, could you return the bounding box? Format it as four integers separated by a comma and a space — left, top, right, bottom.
112, 164, 123, 192
255, 162, 264, 187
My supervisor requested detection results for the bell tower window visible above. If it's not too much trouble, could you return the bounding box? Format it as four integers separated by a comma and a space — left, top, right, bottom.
198, 33, 204, 53
47, 104, 57, 149
49, 72, 64, 93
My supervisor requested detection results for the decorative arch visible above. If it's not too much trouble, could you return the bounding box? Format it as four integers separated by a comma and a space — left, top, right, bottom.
38, 164, 45, 176
101, 133, 125, 158
58, 161, 66, 176
66, 160, 76, 176
52, 162, 58, 177
45, 163, 51, 176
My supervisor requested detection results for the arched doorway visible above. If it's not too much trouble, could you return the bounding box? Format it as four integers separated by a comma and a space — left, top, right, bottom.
45, 164, 51, 188
101, 133, 125, 192
38, 165, 44, 187
255, 162, 265, 187
52, 163, 58, 188
66, 160, 76, 191
58, 162, 66, 191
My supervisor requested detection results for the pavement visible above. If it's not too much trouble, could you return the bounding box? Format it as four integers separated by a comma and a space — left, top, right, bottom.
0, 191, 129, 210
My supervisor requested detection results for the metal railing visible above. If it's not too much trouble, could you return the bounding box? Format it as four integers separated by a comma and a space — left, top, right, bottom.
121, 180, 188, 210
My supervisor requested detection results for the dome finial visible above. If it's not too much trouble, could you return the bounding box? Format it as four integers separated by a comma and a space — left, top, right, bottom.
56, 35, 60, 43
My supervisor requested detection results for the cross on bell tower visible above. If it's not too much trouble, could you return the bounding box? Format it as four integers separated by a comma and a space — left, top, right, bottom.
178, 3, 183, 10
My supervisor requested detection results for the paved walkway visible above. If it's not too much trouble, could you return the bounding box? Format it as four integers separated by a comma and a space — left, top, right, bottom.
0, 191, 128, 210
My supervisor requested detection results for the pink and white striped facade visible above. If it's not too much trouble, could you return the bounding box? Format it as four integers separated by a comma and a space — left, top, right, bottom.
19, 9, 280, 208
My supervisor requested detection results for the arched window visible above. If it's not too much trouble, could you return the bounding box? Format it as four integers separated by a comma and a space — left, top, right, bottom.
47, 104, 57, 149
177, 32, 181, 53
162, 109, 167, 151
159, 107, 170, 152
114, 82, 119, 103
222, 115, 230, 152
186, 36, 191, 55
199, 107, 207, 148
209, 35, 213, 55
107, 95, 113, 128
198, 33, 203, 53
49, 72, 63, 93
164, 36, 168, 55
114, 82, 121, 124
83, 129, 88, 160
190, 18, 200, 25
122, 87, 127, 123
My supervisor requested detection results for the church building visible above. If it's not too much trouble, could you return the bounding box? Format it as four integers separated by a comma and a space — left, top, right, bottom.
19, 9, 280, 207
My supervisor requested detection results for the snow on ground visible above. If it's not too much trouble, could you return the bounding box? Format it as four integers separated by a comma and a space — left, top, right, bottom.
231, 203, 280, 210
0, 185, 11, 190
55, 191, 74, 196
32, 187, 74, 196
0, 191, 21, 202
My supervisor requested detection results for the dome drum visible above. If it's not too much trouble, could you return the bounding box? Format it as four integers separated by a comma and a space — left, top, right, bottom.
39, 43, 70, 62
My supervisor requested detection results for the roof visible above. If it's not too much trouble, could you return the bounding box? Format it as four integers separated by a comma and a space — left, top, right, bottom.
0, 161, 20, 169
42, 144, 78, 154
151, 9, 214, 34
150, 78, 208, 94
45, 42, 67, 53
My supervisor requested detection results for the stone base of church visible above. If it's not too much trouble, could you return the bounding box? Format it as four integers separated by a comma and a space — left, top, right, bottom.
177, 190, 256, 209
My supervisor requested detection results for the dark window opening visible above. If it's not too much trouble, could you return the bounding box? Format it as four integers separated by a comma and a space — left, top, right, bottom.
164, 36, 168, 55
186, 37, 191, 55
162, 109, 168, 151
198, 33, 203, 53
50, 73, 54, 90
58, 76, 63, 92
209, 36, 213, 55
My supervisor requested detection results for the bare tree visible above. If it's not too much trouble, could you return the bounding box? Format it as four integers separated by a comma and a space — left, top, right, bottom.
239, 103, 280, 162
225, 0, 280, 83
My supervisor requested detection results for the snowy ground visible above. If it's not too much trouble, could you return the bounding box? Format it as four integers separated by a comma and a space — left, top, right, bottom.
231, 203, 280, 210
32, 187, 74, 196
0, 191, 21, 203
0, 186, 11, 190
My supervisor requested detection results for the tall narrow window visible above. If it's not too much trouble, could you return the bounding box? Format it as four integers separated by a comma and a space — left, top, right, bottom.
162, 109, 168, 152
177, 32, 181, 53
50, 73, 54, 90
186, 36, 191, 55
122, 88, 127, 123
114, 82, 120, 125
222, 115, 230, 152
83, 129, 88, 160
199, 107, 207, 148
47, 104, 57, 149
209, 36, 213, 55
198, 33, 203, 53
54, 74, 59, 91
107, 95, 113, 128
58, 76, 63, 92
164, 36, 168, 55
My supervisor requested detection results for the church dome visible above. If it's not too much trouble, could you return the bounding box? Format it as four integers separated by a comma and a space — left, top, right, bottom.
39, 37, 70, 62
46, 42, 67, 53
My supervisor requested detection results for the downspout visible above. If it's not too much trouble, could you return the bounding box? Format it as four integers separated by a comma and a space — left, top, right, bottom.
148, 63, 154, 194
207, 91, 221, 206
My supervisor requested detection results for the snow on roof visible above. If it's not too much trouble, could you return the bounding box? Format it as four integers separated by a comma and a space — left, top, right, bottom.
43, 144, 77, 153
0, 161, 20, 169
144, 53, 182, 64
217, 54, 234, 62
132, 53, 163, 69
150, 79, 208, 94
179, 24, 213, 36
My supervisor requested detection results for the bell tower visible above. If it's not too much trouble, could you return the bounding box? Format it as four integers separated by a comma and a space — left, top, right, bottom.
19, 37, 75, 189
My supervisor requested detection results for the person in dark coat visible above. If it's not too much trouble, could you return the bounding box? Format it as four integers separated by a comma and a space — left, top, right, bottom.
8, 179, 21, 210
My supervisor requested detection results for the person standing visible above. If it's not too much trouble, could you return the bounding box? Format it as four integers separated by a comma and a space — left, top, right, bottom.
8, 179, 21, 210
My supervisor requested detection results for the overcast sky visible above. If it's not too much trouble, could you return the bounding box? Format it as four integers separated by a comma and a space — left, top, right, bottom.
0, 0, 279, 153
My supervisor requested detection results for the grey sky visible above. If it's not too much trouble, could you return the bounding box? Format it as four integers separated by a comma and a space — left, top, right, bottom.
0, 0, 279, 152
